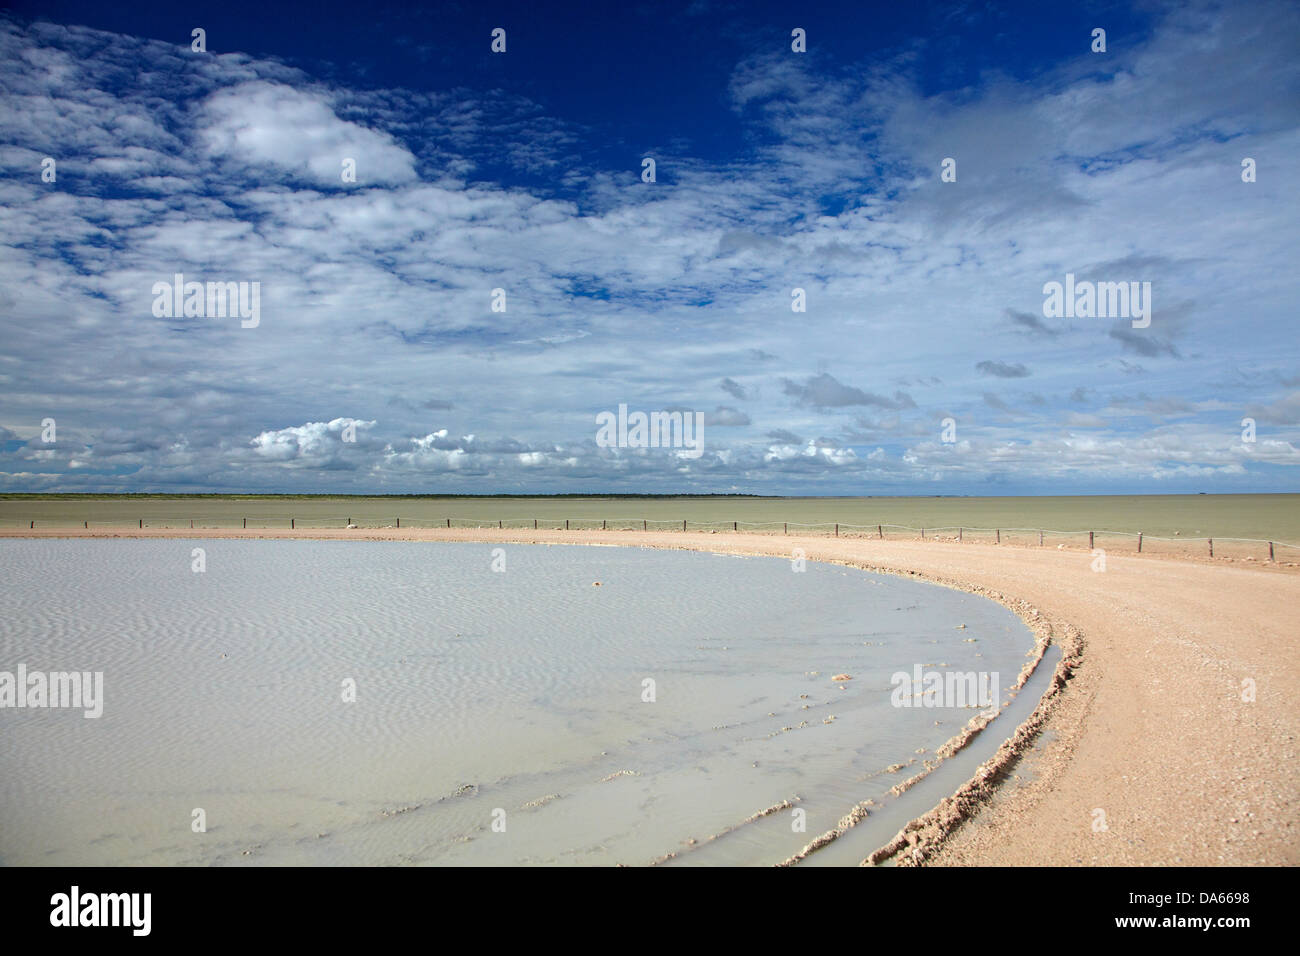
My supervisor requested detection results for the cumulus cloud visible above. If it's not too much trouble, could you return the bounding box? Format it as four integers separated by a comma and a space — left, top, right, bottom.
720, 377, 749, 400
200, 81, 419, 186
976, 360, 1031, 379
781, 374, 915, 410
250, 419, 378, 463
1006, 308, 1059, 337
706, 406, 751, 427
1245, 391, 1300, 426
1110, 326, 1181, 359
0, 3, 1296, 495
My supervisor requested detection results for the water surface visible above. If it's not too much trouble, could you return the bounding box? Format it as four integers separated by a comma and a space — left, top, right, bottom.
0, 540, 1036, 865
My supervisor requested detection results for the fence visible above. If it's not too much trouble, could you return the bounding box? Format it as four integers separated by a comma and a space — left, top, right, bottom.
6, 513, 1297, 562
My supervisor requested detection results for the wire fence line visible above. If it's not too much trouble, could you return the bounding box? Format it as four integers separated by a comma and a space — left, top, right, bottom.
8, 513, 1298, 558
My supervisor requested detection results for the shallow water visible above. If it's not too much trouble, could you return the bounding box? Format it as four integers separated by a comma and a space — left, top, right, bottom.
0, 540, 1036, 866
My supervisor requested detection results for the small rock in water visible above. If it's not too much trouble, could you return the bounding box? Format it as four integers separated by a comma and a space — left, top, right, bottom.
831, 673, 852, 681
592, 581, 602, 586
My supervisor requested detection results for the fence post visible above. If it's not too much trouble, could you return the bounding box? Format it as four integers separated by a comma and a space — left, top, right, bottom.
396, 518, 399, 528
784, 522, 788, 535
30, 521, 34, 529
189, 519, 193, 529
535, 519, 538, 530
921, 527, 924, 539
140, 519, 144, 529
733, 521, 737, 531
291, 518, 295, 529
996, 529, 1000, 544
566, 519, 569, 530
243, 518, 246, 529
347, 517, 351, 526
1138, 532, 1142, 553
446, 518, 450, 528
1089, 531, 1094, 549
959, 527, 962, 541
878, 524, 882, 538
1039, 530, 1043, 546
835, 523, 838, 537
1209, 538, 1213, 557
643, 519, 646, 531
602, 520, 605, 530
683, 519, 686, 532
1269, 541, 1275, 561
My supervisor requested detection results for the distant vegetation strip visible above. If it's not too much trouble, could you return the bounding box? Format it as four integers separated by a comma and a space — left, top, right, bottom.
0, 493, 780, 500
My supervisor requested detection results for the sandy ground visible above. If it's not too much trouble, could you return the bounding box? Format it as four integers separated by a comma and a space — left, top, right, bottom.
4, 525, 1296, 866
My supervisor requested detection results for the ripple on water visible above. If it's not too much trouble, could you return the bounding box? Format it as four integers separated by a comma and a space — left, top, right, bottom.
0, 539, 1035, 865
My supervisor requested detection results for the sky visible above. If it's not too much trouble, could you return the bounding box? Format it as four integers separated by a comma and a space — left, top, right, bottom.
0, 0, 1297, 496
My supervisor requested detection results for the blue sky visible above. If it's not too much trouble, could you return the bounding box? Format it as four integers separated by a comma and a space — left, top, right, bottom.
1, 0, 1297, 495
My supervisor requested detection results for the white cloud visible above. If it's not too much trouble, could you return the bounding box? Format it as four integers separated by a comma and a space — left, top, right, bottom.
0, 7, 1296, 494
200, 81, 418, 186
